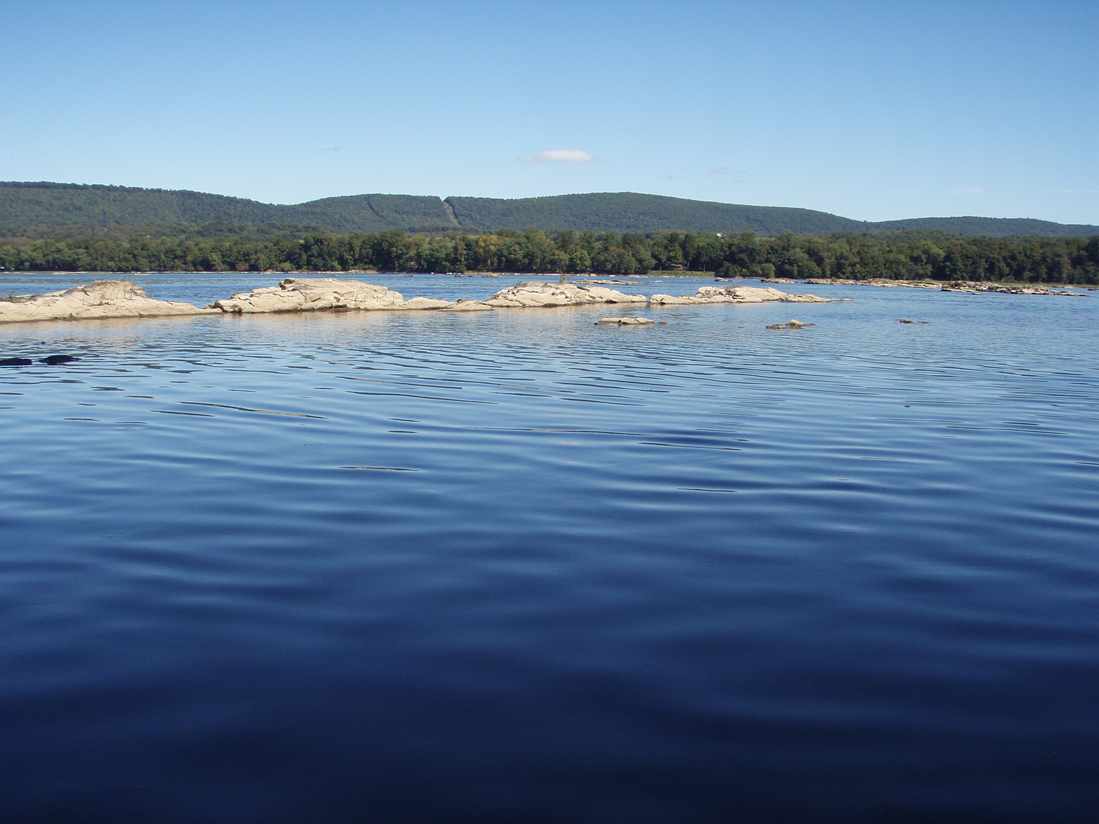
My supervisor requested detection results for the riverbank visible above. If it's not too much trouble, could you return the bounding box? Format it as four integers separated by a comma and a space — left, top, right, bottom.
6, 269, 1095, 291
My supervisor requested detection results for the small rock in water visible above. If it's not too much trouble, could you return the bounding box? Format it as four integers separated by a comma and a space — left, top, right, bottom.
595, 317, 655, 326
0, 357, 33, 367
41, 355, 80, 365
766, 320, 814, 331
897, 318, 929, 325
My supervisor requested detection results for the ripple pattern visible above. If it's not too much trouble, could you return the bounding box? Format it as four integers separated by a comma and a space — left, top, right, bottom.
1, 275, 1099, 821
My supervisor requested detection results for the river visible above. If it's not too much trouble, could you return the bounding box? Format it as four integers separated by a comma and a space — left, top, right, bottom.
2, 274, 1098, 821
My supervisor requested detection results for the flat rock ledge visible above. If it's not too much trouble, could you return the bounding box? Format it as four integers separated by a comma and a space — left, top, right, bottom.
484, 281, 648, 308
941, 281, 1082, 296
650, 286, 827, 305
0, 281, 215, 324
213, 279, 413, 313
759, 276, 1085, 296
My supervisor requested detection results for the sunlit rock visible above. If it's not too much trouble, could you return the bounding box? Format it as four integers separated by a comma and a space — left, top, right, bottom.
212, 278, 408, 313
649, 286, 827, 306
1, 278, 834, 326
484, 281, 646, 308
700, 286, 828, 304
0, 281, 212, 324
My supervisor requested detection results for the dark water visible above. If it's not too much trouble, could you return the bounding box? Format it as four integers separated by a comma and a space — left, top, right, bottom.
2, 274, 1098, 822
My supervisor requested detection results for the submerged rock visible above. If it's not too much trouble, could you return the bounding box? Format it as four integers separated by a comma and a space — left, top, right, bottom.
448, 301, 496, 312
595, 316, 655, 326
399, 297, 452, 311
650, 286, 827, 306
445, 300, 495, 312
212, 279, 410, 314
0, 281, 212, 324
0, 357, 32, 367
41, 355, 80, 365
766, 320, 815, 331
484, 281, 646, 308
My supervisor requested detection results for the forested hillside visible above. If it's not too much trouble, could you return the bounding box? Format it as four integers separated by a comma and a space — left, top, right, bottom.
2, 182, 1096, 239
0, 183, 454, 237
873, 216, 1099, 237
445, 193, 866, 234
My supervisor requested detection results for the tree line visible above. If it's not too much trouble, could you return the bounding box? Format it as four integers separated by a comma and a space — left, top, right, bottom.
2, 230, 1097, 284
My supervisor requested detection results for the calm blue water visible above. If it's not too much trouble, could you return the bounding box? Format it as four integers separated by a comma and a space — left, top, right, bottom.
2, 274, 1099, 822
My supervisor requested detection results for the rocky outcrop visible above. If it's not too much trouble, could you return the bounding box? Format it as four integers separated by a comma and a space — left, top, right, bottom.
766, 320, 814, 331
941, 281, 1082, 296
596, 316, 654, 325
771, 277, 1082, 294
799, 277, 942, 289
0, 281, 212, 324
212, 278, 411, 313
484, 281, 646, 308
0, 278, 831, 325
650, 285, 827, 306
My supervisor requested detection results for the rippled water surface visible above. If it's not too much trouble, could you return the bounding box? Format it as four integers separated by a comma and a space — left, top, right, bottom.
2, 274, 1099, 821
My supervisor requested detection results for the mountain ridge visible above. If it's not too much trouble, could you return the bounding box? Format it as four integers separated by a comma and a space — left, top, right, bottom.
1, 181, 1095, 239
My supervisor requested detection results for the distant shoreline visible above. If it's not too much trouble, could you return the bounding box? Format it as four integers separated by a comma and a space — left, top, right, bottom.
1, 270, 1094, 291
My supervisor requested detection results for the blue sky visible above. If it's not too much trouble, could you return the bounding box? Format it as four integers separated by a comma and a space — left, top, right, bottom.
4, 0, 1096, 223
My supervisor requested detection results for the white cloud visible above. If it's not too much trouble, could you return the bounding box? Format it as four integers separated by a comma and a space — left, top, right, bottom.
534, 148, 593, 163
